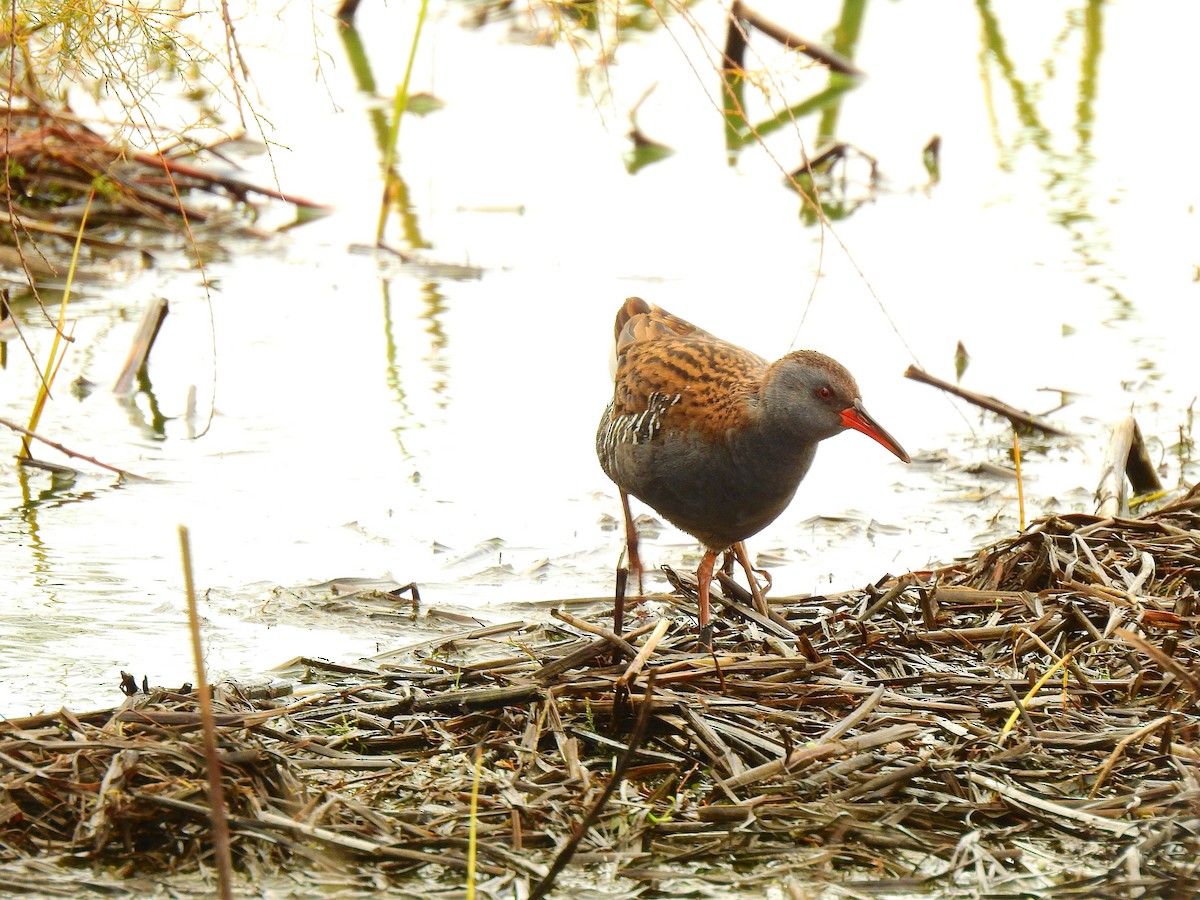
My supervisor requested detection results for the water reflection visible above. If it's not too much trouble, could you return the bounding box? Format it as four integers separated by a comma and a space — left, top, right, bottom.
11, 465, 111, 645
119, 376, 169, 439
338, 13, 456, 457
15, 464, 88, 512
719, 1, 890, 223
721, 2, 864, 156
977, 0, 1127, 315
380, 277, 453, 458
418, 282, 450, 405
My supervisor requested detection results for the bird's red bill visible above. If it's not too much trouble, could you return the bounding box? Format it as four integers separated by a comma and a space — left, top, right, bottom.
839, 400, 910, 463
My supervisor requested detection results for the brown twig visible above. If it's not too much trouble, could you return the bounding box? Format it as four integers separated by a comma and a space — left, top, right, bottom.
0, 416, 147, 479
730, 1, 865, 77
904, 365, 1069, 436
128, 148, 330, 210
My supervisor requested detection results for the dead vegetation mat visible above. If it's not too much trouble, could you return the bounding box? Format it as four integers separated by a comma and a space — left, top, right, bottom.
1, 104, 322, 271
4, 491, 1200, 896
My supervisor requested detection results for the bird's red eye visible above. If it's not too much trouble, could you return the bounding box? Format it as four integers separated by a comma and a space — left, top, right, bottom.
817, 386, 832, 400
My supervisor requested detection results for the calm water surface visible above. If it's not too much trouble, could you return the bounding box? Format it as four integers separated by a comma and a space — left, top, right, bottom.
1, 0, 1197, 716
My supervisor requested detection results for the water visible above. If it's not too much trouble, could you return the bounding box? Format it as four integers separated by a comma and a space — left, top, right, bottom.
1, 0, 1197, 716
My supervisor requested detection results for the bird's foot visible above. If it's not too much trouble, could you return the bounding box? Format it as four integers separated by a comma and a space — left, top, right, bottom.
746, 567, 772, 614
731, 541, 771, 618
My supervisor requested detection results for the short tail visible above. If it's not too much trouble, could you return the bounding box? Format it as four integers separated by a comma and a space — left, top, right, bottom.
612, 296, 706, 350
613, 296, 652, 343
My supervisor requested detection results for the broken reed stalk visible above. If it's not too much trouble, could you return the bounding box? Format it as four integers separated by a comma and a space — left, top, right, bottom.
113, 297, 169, 395
1125, 419, 1164, 494
178, 525, 234, 900
21, 190, 91, 458
1097, 416, 1137, 518
1097, 415, 1165, 517
551, 607, 637, 659
528, 672, 658, 900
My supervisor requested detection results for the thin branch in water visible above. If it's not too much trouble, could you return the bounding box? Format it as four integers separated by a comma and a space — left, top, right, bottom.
905, 365, 1070, 436
0, 416, 147, 480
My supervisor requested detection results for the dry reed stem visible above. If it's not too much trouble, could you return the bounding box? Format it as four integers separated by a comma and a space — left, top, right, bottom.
179, 525, 233, 900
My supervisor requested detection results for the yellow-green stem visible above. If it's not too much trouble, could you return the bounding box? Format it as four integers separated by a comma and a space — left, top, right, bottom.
1012, 428, 1025, 530
465, 743, 482, 899
22, 189, 93, 458
375, 0, 430, 244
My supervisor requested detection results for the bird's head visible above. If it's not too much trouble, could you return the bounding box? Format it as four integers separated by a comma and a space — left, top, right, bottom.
763, 351, 910, 463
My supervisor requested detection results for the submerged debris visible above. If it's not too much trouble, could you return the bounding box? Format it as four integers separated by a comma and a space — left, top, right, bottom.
3, 490, 1200, 896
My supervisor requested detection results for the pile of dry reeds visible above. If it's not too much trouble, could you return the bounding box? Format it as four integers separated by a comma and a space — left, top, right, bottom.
3, 489, 1199, 896
1, 105, 323, 268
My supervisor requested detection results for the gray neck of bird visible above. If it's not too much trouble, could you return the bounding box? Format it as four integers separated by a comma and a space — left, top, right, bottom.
731, 403, 822, 485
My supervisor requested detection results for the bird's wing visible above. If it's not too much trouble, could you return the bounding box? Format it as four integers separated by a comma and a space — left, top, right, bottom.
610, 330, 769, 442
613, 296, 717, 350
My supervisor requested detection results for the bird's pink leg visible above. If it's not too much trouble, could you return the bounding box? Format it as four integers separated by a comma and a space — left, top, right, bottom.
719, 550, 735, 576
733, 541, 770, 618
697, 548, 718, 649
615, 490, 643, 638
620, 490, 644, 595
